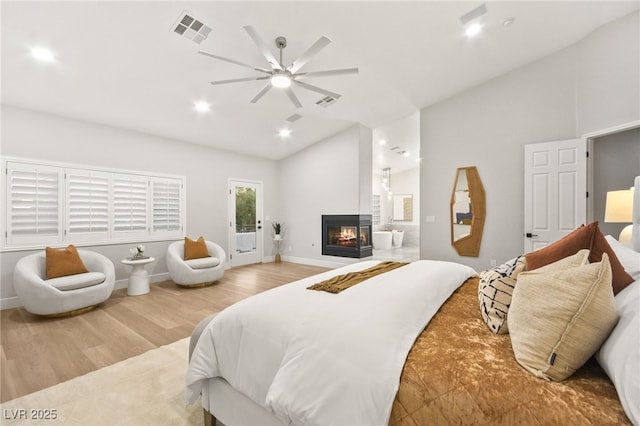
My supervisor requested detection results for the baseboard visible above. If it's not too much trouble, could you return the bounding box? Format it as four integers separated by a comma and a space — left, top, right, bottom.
1, 296, 21, 310
282, 256, 358, 269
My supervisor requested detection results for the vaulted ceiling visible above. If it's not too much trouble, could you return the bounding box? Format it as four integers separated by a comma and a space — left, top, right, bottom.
2, 1, 638, 166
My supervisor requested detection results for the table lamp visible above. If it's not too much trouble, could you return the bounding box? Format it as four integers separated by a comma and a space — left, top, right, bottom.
604, 188, 633, 247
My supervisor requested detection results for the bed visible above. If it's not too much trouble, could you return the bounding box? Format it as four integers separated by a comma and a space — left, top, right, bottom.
186, 178, 640, 426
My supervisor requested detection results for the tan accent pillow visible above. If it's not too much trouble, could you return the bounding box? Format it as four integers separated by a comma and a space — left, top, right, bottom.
509, 253, 618, 381
525, 222, 596, 270
478, 250, 589, 335
184, 236, 210, 260
45, 245, 89, 279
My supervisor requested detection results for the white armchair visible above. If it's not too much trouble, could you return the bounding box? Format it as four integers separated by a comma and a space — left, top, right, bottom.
166, 240, 227, 287
13, 250, 115, 317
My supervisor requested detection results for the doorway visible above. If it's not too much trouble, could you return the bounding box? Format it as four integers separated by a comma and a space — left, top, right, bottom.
228, 179, 263, 266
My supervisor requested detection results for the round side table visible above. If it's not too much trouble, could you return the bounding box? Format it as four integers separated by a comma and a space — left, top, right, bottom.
121, 257, 155, 296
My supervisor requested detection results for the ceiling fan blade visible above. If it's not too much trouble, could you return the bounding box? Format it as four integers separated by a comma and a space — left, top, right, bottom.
250, 84, 272, 104
243, 26, 282, 70
293, 80, 341, 100
210, 76, 270, 86
199, 50, 271, 74
289, 35, 332, 74
284, 87, 303, 109
294, 68, 359, 80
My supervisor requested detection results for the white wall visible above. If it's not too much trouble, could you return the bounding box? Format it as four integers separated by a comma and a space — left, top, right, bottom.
420, 11, 640, 271
278, 125, 372, 267
0, 105, 280, 308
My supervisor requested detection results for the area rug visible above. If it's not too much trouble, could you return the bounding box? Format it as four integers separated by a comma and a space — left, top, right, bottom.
1, 338, 201, 425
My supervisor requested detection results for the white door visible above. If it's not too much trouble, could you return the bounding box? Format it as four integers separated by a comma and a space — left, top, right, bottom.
228, 179, 263, 266
524, 139, 587, 252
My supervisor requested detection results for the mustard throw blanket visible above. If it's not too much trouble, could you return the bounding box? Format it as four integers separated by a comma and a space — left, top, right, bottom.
307, 261, 409, 294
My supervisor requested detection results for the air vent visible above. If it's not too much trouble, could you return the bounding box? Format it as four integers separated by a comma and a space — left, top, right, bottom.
315, 96, 338, 108
460, 3, 487, 26
396, 150, 407, 155
172, 12, 212, 44
286, 113, 303, 123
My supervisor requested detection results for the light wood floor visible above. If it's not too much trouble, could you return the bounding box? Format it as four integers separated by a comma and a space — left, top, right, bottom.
0, 261, 329, 402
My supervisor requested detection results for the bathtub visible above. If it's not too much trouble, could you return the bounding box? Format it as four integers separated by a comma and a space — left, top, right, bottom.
372, 231, 393, 250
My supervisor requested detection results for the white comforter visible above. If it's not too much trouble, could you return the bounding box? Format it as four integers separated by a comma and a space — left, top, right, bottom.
185, 260, 476, 425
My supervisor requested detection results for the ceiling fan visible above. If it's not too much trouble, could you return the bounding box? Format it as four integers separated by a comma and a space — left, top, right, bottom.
198, 26, 358, 108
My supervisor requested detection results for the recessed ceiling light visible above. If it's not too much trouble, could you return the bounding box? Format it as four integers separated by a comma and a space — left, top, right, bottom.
378, 139, 387, 146
402, 151, 411, 157
194, 101, 210, 113
503, 18, 515, 28
30, 46, 55, 63
279, 128, 291, 138
465, 23, 483, 37
415, 157, 423, 163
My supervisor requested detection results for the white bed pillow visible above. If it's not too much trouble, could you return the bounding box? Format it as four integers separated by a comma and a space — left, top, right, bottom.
596, 279, 640, 425
605, 235, 640, 281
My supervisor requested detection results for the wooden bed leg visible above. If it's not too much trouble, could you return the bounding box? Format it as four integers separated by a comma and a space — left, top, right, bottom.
203, 408, 216, 426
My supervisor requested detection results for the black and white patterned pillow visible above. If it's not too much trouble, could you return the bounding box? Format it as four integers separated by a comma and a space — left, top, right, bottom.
478, 255, 524, 334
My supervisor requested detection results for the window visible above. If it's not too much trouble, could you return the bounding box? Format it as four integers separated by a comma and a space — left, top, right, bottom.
113, 173, 148, 239
3, 158, 185, 249
372, 194, 381, 226
6, 162, 63, 246
151, 177, 183, 237
66, 169, 110, 242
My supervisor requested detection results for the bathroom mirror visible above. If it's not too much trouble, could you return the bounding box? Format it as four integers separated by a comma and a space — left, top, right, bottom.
393, 194, 413, 221
450, 166, 485, 257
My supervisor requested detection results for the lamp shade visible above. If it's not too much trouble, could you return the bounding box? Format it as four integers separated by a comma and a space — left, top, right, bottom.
604, 189, 633, 223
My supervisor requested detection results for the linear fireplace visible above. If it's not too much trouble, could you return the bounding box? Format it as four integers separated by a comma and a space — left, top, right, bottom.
322, 214, 373, 258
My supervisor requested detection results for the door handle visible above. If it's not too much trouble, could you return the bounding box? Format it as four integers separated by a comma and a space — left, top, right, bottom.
257, 225, 262, 230
525, 232, 538, 238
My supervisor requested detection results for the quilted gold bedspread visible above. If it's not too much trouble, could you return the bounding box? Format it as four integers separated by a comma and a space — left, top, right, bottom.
389, 277, 630, 425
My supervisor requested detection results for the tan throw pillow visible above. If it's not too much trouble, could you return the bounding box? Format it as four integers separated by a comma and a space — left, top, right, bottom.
509, 253, 619, 381
184, 236, 210, 260
46, 245, 89, 279
478, 251, 589, 335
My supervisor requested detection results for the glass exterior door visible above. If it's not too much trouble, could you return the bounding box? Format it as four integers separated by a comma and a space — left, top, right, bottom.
229, 179, 263, 266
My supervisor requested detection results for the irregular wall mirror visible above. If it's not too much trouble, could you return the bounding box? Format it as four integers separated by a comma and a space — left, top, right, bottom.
450, 166, 485, 257
393, 194, 413, 221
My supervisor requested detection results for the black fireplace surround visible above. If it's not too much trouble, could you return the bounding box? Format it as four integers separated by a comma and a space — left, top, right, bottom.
322, 214, 373, 258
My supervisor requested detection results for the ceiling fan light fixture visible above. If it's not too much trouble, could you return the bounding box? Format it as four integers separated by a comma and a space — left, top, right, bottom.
30, 46, 55, 63
279, 128, 291, 138
271, 72, 292, 88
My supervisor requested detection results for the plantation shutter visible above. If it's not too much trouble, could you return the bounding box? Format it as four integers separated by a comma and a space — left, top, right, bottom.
66, 169, 110, 242
151, 177, 183, 235
6, 162, 63, 245
113, 174, 148, 238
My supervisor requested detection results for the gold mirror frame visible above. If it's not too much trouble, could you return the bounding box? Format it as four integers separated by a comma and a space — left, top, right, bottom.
450, 166, 486, 257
